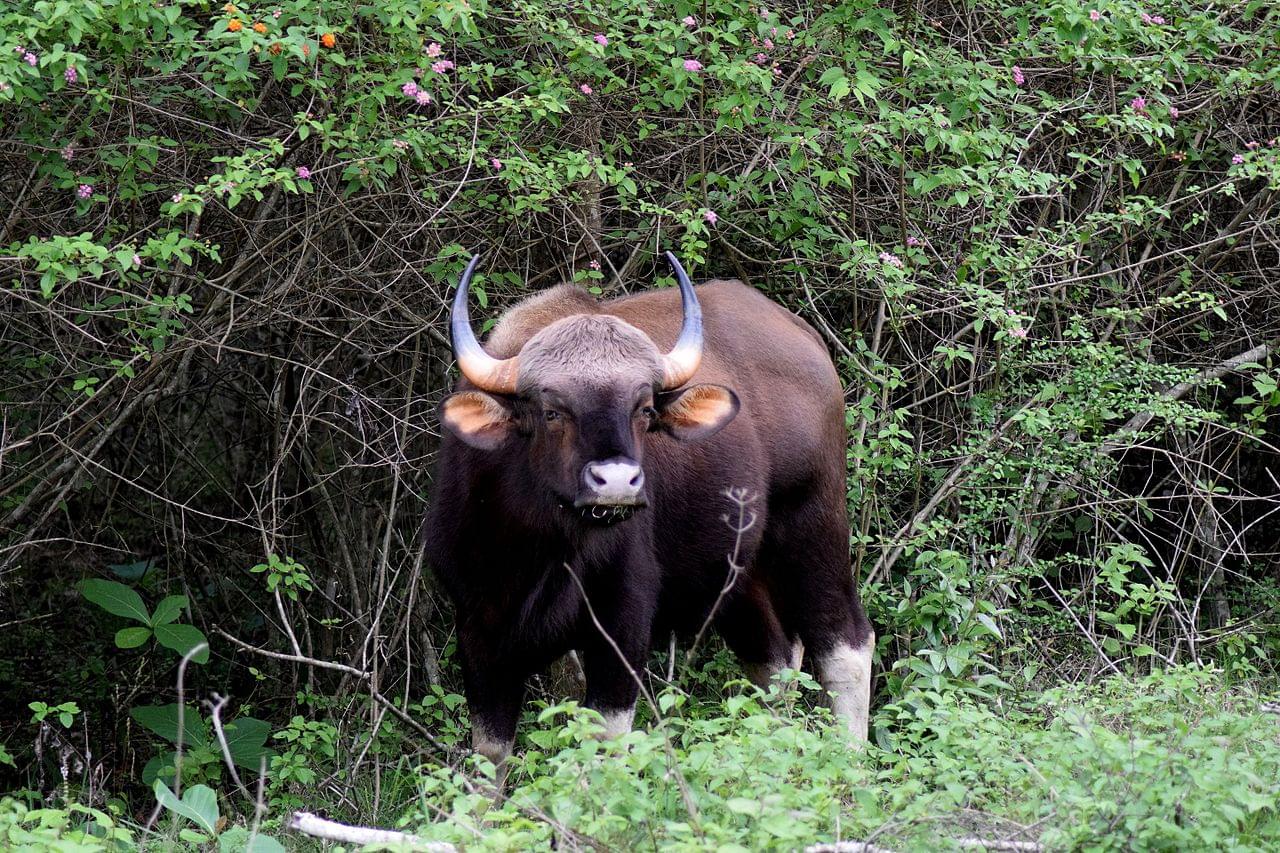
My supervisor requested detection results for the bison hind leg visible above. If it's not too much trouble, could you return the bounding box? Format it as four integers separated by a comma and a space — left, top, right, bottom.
758, 482, 876, 742
713, 576, 795, 688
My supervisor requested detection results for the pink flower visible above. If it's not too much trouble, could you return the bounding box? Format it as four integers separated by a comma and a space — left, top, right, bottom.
76, 183, 92, 199
878, 251, 902, 268
1151, 14, 1165, 24
785, 29, 795, 39
24, 51, 37, 66
64, 65, 77, 84
431, 59, 454, 73
594, 33, 608, 46
1130, 95, 1147, 112
1089, 8, 1100, 19
272, 8, 282, 18
415, 90, 432, 105
392, 139, 409, 150
61, 144, 75, 162
1231, 154, 1245, 165
1141, 12, 1152, 23
683, 58, 703, 72
490, 157, 502, 170
426, 42, 442, 58
580, 83, 593, 94
770, 26, 777, 36
1246, 140, 1260, 150
754, 53, 768, 63
296, 166, 311, 179
906, 236, 921, 247
1169, 106, 1179, 119
171, 193, 183, 203
704, 209, 718, 224
682, 15, 696, 26
1010, 327, 1028, 339
402, 80, 419, 97
0, 82, 9, 92
1011, 65, 1025, 86
132, 253, 142, 266
763, 38, 773, 49
589, 259, 601, 270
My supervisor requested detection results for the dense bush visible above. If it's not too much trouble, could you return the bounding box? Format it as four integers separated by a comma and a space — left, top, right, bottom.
2, 0, 1278, 847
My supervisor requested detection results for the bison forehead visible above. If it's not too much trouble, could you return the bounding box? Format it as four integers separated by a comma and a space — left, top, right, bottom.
516, 315, 662, 391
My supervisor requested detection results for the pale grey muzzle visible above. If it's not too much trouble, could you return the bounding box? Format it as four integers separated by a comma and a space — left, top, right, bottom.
577, 458, 647, 507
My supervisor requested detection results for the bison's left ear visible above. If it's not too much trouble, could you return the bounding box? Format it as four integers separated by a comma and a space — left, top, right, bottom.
440, 391, 516, 450
655, 384, 740, 440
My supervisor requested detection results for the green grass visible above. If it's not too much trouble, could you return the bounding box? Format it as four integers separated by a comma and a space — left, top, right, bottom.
11, 666, 1276, 851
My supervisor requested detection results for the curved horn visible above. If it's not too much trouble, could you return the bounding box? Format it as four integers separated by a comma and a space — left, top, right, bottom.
659, 251, 704, 389
450, 254, 519, 393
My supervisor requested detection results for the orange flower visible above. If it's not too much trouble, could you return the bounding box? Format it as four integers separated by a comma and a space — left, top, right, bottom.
253, 21, 267, 34
227, 18, 243, 31
321, 32, 336, 48
223, 3, 238, 12
301, 43, 310, 56
269, 42, 283, 54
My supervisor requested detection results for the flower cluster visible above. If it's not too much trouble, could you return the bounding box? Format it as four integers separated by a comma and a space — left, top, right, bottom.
878, 251, 902, 268
1140, 12, 1166, 24
400, 79, 433, 106
683, 59, 703, 72
1130, 95, 1147, 113
1011, 65, 1025, 86
76, 184, 93, 199
64, 65, 77, 84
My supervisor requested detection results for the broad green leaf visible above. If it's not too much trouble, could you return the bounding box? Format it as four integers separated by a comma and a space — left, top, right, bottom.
150, 595, 188, 626
154, 624, 209, 663
222, 717, 275, 770
79, 579, 150, 623
131, 704, 209, 749
115, 626, 152, 649
153, 781, 218, 834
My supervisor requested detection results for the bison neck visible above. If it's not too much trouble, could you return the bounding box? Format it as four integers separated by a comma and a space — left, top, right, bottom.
425, 441, 661, 658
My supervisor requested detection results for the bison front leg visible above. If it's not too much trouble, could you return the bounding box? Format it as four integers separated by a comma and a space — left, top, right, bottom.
578, 586, 654, 738
459, 643, 525, 770
581, 639, 645, 737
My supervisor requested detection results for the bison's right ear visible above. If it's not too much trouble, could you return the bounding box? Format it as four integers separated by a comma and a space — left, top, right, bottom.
440, 391, 516, 450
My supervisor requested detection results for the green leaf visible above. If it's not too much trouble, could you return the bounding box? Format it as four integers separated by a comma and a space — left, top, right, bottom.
79, 579, 150, 623
150, 595, 188, 626
131, 704, 209, 749
154, 624, 209, 663
222, 717, 275, 770
220, 828, 288, 853
153, 781, 219, 834
115, 626, 153, 649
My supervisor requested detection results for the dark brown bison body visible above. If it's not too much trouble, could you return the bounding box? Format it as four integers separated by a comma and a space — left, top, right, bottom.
424, 255, 873, 763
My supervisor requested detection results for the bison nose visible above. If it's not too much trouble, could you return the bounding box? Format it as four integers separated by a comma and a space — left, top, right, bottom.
578, 458, 647, 506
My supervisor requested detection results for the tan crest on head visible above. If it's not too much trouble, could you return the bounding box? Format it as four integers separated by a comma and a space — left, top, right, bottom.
516, 315, 663, 392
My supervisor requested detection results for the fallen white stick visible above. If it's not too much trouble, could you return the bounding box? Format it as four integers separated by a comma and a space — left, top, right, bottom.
289, 812, 456, 851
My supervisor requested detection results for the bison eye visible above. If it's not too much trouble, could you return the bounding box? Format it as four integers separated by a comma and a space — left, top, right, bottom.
543, 409, 561, 422
640, 406, 657, 420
